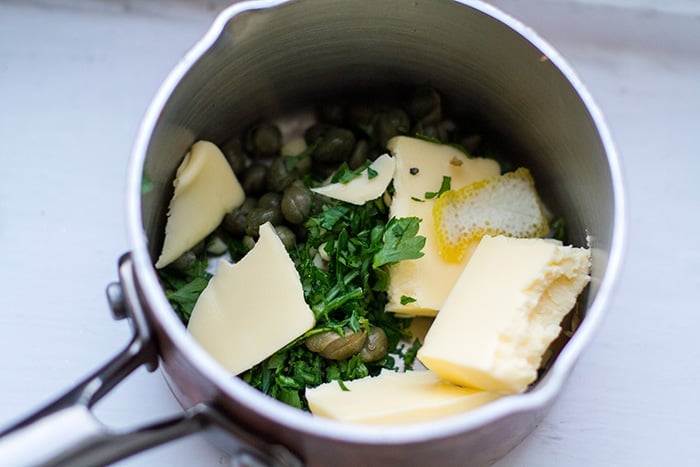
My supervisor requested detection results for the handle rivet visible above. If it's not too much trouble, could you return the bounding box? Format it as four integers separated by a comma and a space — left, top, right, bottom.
106, 282, 128, 320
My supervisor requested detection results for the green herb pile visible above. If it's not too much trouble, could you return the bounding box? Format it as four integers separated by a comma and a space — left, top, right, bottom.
158, 196, 427, 410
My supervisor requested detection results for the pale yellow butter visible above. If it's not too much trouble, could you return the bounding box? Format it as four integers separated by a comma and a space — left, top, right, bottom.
385, 136, 500, 316
417, 235, 591, 394
187, 222, 315, 375
156, 140, 245, 268
306, 370, 501, 424
311, 153, 395, 205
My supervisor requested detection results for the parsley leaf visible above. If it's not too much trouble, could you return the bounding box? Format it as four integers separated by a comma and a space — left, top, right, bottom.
403, 339, 422, 371
165, 276, 210, 322
400, 295, 417, 305
330, 160, 373, 184
548, 217, 566, 241
413, 133, 443, 145
315, 205, 350, 230
141, 172, 153, 194
157, 252, 211, 323
373, 217, 426, 268
424, 176, 451, 199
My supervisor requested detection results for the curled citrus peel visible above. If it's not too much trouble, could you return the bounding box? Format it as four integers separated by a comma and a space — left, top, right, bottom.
433, 167, 550, 262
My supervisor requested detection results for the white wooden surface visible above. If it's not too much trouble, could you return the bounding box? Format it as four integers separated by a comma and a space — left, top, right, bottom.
1, 1, 698, 465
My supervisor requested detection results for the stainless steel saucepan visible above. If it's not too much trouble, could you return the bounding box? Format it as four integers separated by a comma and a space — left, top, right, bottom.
0, 0, 626, 465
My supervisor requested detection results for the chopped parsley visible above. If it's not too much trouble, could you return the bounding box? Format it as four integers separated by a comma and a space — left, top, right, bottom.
164, 276, 209, 322
158, 196, 427, 411
402, 338, 422, 371
400, 295, 417, 305
330, 160, 375, 184
549, 217, 566, 242
141, 172, 153, 194
157, 255, 210, 323
424, 176, 452, 199
373, 217, 425, 268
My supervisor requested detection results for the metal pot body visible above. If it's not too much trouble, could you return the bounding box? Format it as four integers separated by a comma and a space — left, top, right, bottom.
126, 0, 625, 465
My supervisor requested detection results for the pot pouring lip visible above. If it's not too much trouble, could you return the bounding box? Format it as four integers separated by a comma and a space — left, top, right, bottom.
125, 0, 627, 444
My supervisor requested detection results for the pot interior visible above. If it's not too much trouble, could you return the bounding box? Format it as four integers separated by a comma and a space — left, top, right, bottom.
138, 0, 617, 391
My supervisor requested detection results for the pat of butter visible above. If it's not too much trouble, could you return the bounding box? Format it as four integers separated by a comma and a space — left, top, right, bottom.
417, 235, 591, 394
156, 140, 245, 268
311, 154, 395, 205
385, 136, 500, 316
306, 370, 502, 424
187, 222, 315, 375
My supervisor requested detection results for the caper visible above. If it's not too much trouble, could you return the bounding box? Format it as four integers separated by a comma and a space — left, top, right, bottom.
246, 206, 283, 237
257, 192, 282, 209
168, 250, 197, 272
317, 101, 344, 125
242, 235, 256, 252
413, 121, 447, 142
305, 330, 336, 353
243, 163, 268, 196
313, 127, 356, 164
322, 330, 366, 360
222, 197, 256, 236
376, 108, 410, 147
304, 122, 333, 145
266, 157, 296, 192
292, 223, 309, 243
274, 225, 297, 250
460, 134, 482, 153
346, 102, 375, 130
190, 240, 206, 256
347, 139, 369, 170
305, 327, 367, 360
281, 182, 312, 225
359, 326, 389, 363
244, 121, 281, 158
438, 119, 456, 136
220, 137, 248, 174
286, 152, 312, 175
309, 190, 333, 215
407, 86, 442, 125
313, 162, 340, 180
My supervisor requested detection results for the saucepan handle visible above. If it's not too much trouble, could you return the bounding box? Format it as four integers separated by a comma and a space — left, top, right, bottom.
0, 254, 301, 467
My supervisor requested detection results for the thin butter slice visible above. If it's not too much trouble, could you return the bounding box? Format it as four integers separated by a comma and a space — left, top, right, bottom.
187, 222, 315, 375
306, 370, 502, 424
156, 140, 245, 268
311, 154, 395, 205
417, 235, 591, 394
384, 136, 500, 316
